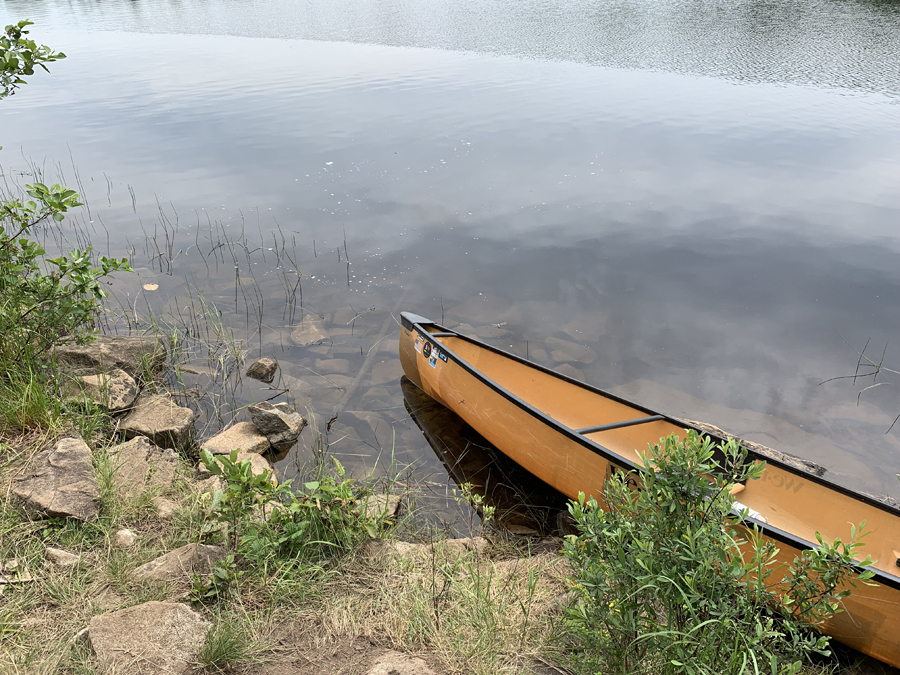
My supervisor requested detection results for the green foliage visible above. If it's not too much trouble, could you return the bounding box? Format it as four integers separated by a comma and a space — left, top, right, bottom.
563, 431, 874, 675
0, 183, 131, 370
1, 20, 65, 99
191, 554, 242, 604
200, 450, 379, 569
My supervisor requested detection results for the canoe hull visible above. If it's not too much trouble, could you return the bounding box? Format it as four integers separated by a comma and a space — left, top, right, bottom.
399, 313, 900, 668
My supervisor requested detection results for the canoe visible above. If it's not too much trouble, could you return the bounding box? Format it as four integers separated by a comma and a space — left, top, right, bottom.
401, 376, 566, 533
398, 311, 900, 668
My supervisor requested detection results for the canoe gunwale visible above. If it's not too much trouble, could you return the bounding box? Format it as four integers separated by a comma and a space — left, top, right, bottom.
400, 312, 900, 592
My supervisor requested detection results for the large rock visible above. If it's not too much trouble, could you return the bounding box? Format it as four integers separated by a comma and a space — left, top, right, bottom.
109, 436, 179, 500
55, 335, 167, 382
131, 544, 226, 584
11, 437, 99, 521
63, 368, 138, 413
246, 357, 278, 383
201, 421, 270, 455
120, 396, 194, 452
290, 314, 330, 346
248, 402, 306, 451
367, 651, 438, 675
87, 601, 210, 675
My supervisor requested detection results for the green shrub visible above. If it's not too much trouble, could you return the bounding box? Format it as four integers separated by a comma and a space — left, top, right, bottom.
0, 184, 130, 366
200, 450, 380, 568
562, 431, 873, 675
1, 20, 66, 99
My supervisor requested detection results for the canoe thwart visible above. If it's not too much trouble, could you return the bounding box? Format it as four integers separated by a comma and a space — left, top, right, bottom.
428, 332, 457, 337
575, 415, 666, 435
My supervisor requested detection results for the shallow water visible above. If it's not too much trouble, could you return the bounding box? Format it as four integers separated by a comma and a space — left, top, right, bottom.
2, 0, 900, 519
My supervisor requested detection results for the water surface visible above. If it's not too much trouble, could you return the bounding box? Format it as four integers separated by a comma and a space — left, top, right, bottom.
2, 0, 899, 512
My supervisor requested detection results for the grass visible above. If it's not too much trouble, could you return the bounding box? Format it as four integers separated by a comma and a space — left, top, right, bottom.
196, 608, 270, 672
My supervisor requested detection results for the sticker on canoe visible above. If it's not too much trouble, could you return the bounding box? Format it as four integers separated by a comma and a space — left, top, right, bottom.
414, 333, 423, 353
429, 354, 438, 368
439, 352, 448, 362
422, 341, 433, 359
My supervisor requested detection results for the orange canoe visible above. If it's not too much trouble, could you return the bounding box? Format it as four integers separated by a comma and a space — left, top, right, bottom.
399, 311, 900, 668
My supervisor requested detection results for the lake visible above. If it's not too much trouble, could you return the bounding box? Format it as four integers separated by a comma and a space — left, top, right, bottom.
2, 0, 900, 525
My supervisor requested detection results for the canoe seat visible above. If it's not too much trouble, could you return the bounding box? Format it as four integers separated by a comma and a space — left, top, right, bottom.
575, 415, 665, 435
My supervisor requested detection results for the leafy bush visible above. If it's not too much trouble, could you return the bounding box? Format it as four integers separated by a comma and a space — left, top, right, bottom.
563, 431, 873, 675
200, 450, 380, 567
0, 183, 130, 370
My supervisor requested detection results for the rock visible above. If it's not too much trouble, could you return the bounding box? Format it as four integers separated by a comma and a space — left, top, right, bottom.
201, 422, 270, 455
246, 357, 278, 383
367, 651, 437, 675
561, 313, 608, 340
364, 493, 402, 519
11, 437, 100, 521
339, 411, 394, 450
545, 337, 596, 365
87, 601, 210, 675
526, 347, 549, 362
554, 363, 585, 382
113, 529, 137, 547
314, 358, 350, 374
194, 476, 225, 496
55, 335, 167, 383
153, 497, 179, 520
131, 544, 226, 584
64, 368, 138, 413
248, 402, 307, 451
46, 547, 80, 568
436, 537, 489, 558
109, 437, 178, 500
120, 396, 195, 452
290, 313, 329, 346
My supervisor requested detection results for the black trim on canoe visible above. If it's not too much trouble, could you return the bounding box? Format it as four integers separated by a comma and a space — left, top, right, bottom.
577, 415, 666, 435
400, 312, 900, 591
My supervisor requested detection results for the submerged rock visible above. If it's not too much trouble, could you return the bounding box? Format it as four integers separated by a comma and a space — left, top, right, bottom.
248, 401, 306, 451
545, 336, 596, 365
87, 601, 210, 675
11, 437, 100, 522
246, 357, 278, 383
201, 422, 270, 455
290, 313, 330, 346
120, 395, 194, 452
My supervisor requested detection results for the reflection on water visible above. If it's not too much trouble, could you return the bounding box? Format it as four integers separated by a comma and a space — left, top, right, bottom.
1, 0, 899, 512
5, 0, 900, 95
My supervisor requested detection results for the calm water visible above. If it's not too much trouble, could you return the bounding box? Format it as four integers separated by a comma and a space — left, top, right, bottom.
2, 0, 900, 516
